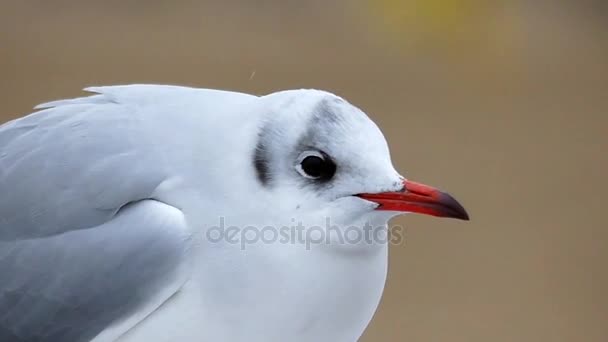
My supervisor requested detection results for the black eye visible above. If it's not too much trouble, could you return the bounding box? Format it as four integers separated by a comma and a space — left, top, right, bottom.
297, 151, 336, 181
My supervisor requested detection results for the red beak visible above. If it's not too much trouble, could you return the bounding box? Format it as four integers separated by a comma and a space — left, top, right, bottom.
357, 179, 469, 220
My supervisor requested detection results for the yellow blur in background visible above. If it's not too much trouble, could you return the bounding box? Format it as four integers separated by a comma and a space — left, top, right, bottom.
1, 1, 607, 341
371, 0, 486, 44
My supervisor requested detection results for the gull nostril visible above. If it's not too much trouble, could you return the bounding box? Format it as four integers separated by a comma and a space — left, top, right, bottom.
394, 178, 406, 192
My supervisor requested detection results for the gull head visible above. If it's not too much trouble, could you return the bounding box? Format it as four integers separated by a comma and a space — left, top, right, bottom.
243, 89, 468, 249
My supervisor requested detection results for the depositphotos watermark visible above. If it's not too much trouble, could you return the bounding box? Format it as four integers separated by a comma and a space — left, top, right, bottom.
206, 217, 405, 250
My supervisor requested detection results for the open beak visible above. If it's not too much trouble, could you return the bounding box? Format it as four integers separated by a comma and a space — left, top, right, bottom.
357, 179, 469, 220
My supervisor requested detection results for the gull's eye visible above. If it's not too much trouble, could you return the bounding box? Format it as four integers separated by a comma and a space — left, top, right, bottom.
296, 151, 336, 181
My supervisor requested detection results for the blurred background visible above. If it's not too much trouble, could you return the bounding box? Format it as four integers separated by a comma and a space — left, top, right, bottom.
1, 1, 606, 341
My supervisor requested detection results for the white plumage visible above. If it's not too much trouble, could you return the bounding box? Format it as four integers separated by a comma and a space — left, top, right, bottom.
0, 84, 467, 342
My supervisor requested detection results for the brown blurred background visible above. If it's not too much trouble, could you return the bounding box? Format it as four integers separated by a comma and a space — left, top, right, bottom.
1, 1, 607, 341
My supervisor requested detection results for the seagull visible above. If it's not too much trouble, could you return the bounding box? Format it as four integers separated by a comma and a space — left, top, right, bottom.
0, 85, 468, 342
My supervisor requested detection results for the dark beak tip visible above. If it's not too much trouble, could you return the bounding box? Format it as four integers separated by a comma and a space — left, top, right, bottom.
457, 210, 470, 221
440, 192, 470, 221
444, 206, 469, 221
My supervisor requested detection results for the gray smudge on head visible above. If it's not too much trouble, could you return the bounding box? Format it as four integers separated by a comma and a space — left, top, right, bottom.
291, 97, 350, 190
252, 95, 350, 188
311, 97, 347, 125
253, 125, 271, 186
296, 97, 348, 153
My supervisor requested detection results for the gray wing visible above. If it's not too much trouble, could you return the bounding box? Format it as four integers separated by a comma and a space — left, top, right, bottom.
0, 87, 171, 241
0, 87, 195, 341
0, 200, 190, 342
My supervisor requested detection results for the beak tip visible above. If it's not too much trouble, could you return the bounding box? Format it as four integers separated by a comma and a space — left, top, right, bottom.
438, 192, 470, 221
457, 211, 470, 221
